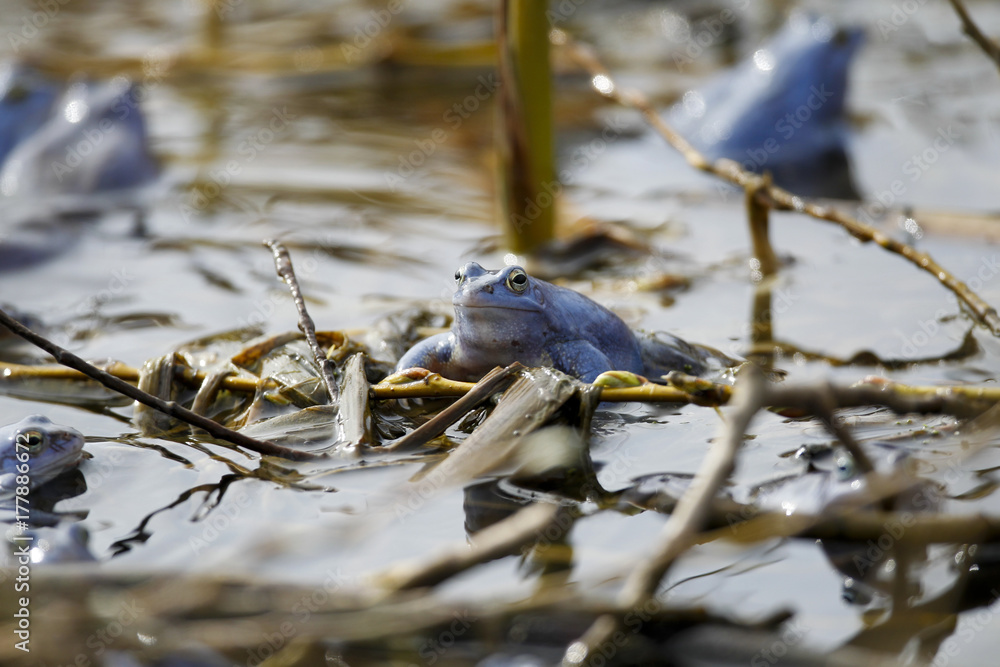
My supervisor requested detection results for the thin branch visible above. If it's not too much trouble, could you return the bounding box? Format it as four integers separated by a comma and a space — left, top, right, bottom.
559, 36, 1000, 336
948, 0, 1000, 75
796, 381, 877, 475
725, 507, 1000, 545
562, 369, 767, 666
621, 370, 764, 604
264, 239, 340, 403
562, 369, 1000, 664
0, 306, 322, 461
376, 502, 567, 592
384, 363, 522, 451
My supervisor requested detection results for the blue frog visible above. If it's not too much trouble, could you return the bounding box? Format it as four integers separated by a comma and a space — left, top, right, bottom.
671, 13, 864, 198
396, 262, 727, 383
0, 63, 60, 168
0, 414, 85, 494
0, 74, 159, 215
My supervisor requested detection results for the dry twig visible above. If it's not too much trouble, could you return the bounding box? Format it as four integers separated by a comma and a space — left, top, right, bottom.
384, 364, 522, 451
563, 369, 1000, 664
377, 502, 569, 592
264, 239, 340, 403
0, 306, 322, 461
562, 369, 766, 666
948, 0, 1000, 75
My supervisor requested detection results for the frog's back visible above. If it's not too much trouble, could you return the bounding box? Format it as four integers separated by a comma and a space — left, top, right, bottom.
538, 280, 644, 373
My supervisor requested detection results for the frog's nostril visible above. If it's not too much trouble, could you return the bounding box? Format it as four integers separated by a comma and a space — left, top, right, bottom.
483, 285, 493, 294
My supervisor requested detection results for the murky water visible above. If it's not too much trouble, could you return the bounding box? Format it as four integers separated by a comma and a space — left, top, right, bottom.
3, 0, 1000, 664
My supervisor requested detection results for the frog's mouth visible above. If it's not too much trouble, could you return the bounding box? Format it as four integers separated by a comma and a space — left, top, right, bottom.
456, 304, 541, 312
454, 294, 543, 312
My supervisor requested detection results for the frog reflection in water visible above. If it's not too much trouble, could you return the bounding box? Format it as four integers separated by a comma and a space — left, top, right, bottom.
396, 262, 728, 383
0, 415, 85, 494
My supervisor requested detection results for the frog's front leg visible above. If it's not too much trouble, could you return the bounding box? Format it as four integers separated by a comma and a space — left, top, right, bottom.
395, 332, 457, 375
549, 340, 615, 383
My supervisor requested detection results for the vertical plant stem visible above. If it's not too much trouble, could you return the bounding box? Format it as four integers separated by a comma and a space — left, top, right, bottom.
202, 0, 224, 51
746, 174, 778, 278
497, 0, 557, 253
746, 176, 778, 363
264, 240, 340, 404
750, 284, 774, 352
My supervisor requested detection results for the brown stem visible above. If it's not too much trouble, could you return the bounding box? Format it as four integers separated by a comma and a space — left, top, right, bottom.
264, 239, 340, 404
746, 173, 778, 277
384, 364, 522, 451
948, 0, 1000, 76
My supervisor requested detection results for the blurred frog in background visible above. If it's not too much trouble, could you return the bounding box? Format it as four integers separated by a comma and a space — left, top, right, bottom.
0, 64, 159, 270
0, 69, 159, 218
671, 13, 863, 199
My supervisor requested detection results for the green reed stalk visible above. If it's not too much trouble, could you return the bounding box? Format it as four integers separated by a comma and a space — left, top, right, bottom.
497, 0, 556, 254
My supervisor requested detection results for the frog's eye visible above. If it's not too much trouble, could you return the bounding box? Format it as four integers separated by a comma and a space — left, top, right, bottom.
506, 268, 528, 293
16, 429, 45, 453
455, 268, 464, 286
835, 454, 855, 481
